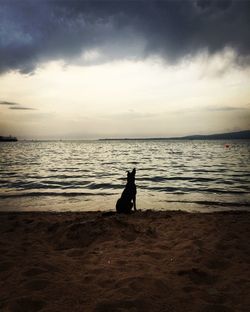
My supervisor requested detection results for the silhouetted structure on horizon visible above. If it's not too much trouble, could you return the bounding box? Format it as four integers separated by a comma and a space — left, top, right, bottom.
0, 135, 18, 142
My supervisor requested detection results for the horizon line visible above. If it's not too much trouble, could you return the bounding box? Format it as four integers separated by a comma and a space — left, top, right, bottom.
6, 129, 250, 141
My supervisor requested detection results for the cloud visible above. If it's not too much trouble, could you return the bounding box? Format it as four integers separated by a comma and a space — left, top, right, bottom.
0, 0, 249, 74
9, 106, 35, 110
173, 104, 250, 115
0, 99, 35, 110
0, 100, 18, 105
204, 105, 250, 112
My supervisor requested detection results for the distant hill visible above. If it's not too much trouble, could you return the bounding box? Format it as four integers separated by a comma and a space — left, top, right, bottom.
100, 130, 250, 141
173, 130, 250, 140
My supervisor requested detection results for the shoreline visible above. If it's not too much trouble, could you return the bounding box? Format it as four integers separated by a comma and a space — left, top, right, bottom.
0, 210, 249, 311
1, 194, 249, 213
0, 208, 250, 215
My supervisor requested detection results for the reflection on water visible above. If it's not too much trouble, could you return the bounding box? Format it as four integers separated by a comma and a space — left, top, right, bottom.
0, 140, 249, 212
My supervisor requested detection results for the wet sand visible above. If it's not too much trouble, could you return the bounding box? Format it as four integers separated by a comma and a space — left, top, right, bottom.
0, 210, 249, 312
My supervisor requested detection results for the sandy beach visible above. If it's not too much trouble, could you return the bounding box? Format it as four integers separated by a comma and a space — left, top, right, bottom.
0, 210, 249, 312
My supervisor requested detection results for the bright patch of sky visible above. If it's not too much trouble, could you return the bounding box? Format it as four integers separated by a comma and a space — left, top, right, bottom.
0, 49, 249, 139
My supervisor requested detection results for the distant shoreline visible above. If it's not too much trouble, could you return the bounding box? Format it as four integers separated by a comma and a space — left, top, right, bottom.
99, 130, 250, 141
2, 130, 249, 142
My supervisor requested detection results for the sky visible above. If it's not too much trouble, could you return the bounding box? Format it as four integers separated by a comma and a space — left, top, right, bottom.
0, 0, 250, 139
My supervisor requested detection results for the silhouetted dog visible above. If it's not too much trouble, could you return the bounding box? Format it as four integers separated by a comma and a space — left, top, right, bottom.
116, 168, 137, 214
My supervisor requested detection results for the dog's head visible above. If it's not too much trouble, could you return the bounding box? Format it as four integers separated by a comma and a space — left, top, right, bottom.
127, 168, 136, 183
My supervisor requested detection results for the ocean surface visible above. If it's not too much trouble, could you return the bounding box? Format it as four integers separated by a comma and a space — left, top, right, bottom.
0, 140, 249, 212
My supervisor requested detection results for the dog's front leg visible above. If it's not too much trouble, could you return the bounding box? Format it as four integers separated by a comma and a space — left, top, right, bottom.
133, 195, 137, 211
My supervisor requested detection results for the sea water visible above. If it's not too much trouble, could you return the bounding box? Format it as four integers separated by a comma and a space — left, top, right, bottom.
0, 140, 249, 212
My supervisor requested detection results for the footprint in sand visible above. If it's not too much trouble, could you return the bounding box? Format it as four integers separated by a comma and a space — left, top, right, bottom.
199, 287, 228, 305
116, 260, 127, 265
23, 267, 47, 277
201, 303, 234, 312
22, 263, 60, 277
0, 261, 13, 272
115, 276, 170, 295
0, 247, 8, 255
98, 278, 115, 287
177, 268, 218, 285
41, 263, 60, 273
143, 250, 163, 259
7, 297, 46, 312
94, 298, 148, 312
206, 259, 230, 270
24, 279, 50, 291
121, 231, 137, 242
66, 248, 85, 257
193, 239, 204, 248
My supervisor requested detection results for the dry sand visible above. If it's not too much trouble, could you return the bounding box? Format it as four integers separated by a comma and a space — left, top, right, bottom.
0, 210, 249, 312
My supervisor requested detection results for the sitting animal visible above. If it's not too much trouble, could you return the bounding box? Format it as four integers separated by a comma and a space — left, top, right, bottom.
116, 168, 137, 214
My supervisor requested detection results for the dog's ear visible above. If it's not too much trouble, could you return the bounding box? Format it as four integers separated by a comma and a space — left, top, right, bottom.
132, 168, 136, 176
127, 171, 130, 179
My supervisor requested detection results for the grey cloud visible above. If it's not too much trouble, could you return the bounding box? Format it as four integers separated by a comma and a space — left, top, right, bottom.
0, 100, 35, 110
0, 0, 250, 74
0, 101, 18, 105
205, 106, 250, 112
9, 106, 35, 110
195, 0, 233, 12
173, 105, 250, 114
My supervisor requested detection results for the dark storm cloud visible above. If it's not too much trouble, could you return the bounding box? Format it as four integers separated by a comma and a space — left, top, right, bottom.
0, 0, 250, 74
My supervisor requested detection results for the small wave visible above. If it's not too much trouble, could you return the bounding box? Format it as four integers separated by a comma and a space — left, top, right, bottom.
87, 183, 122, 190
127, 161, 140, 165
138, 176, 216, 183
142, 185, 249, 194
41, 174, 87, 179
0, 191, 117, 198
